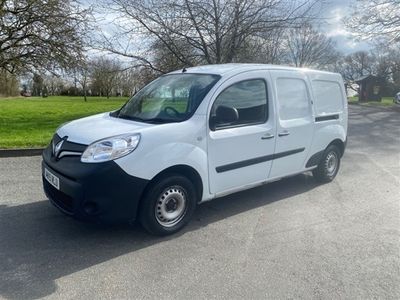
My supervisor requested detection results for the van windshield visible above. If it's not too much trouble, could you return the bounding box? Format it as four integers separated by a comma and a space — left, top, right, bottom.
114, 73, 220, 123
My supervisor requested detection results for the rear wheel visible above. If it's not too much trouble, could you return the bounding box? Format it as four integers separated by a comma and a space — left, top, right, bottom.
312, 145, 341, 183
139, 174, 197, 236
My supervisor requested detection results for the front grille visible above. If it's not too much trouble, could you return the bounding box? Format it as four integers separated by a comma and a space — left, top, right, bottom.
52, 134, 87, 160
43, 179, 74, 214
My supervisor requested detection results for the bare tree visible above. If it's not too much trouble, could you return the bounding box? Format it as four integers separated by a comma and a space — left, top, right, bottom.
372, 41, 400, 79
0, 70, 18, 96
90, 58, 121, 98
31, 73, 44, 96
345, 0, 400, 42
232, 27, 287, 64
0, 0, 91, 74
283, 23, 340, 68
43, 74, 66, 96
255, 28, 288, 64
116, 68, 140, 97
370, 41, 400, 94
333, 51, 375, 91
150, 38, 199, 73
98, 0, 321, 70
73, 62, 91, 101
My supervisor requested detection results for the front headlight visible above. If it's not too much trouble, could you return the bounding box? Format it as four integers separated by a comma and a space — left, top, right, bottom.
81, 133, 141, 163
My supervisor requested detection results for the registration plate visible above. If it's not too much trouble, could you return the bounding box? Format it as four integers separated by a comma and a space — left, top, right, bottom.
44, 168, 60, 190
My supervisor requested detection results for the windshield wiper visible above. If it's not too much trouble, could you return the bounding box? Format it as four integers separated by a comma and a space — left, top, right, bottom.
143, 118, 179, 124
117, 113, 178, 124
117, 113, 145, 122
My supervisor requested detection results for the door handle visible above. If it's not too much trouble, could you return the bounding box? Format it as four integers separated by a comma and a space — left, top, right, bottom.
261, 133, 274, 140
278, 130, 290, 137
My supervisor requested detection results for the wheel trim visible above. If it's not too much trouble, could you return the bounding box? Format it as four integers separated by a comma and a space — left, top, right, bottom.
155, 186, 187, 227
325, 151, 338, 177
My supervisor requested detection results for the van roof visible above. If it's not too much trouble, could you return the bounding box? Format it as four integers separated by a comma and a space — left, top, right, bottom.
168, 63, 339, 77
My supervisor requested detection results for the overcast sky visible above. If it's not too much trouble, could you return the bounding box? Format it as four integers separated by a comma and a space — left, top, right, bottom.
320, 0, 370, 53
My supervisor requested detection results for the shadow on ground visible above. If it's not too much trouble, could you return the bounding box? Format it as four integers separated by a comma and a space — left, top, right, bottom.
0, 174, 317, 299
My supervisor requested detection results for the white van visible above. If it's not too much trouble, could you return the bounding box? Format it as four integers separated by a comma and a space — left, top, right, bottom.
42, 64, 348, 235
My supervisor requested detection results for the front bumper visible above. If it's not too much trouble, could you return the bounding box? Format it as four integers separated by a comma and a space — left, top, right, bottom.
42, 144, 149, 223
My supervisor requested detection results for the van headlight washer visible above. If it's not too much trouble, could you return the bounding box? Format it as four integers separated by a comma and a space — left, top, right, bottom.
81, 133, 141, 163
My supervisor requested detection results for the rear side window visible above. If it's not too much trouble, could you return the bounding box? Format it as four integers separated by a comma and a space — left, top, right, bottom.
211, 79, 268, 129
312, 80, 343, 115
276, 78, 310, 120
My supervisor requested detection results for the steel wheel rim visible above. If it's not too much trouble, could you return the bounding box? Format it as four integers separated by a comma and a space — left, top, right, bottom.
155, 186, 187, 227
326, 151, 338, 176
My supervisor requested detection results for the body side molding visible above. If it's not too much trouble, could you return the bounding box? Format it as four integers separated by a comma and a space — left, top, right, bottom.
216, 148, 305, 173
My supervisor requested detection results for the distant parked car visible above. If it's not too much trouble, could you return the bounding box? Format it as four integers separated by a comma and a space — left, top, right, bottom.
394, 92, 400, 104
20, 91, 31, 97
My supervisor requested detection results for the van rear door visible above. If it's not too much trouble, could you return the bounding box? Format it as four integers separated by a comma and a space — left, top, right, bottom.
269, 70, 314, 178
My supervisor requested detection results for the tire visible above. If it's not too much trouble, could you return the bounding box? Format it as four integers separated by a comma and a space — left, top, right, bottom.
139, 174, 197, 236
312, 145, 341, 183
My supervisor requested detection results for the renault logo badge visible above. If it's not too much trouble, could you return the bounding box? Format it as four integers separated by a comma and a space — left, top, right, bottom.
53, 137, 67, 158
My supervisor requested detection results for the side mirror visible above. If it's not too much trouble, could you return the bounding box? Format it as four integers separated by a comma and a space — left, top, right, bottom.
210, 105, 239, 130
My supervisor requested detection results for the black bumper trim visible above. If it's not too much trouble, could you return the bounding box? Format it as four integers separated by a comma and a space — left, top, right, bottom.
305, 150, 324, 168
42, 144, 149, 223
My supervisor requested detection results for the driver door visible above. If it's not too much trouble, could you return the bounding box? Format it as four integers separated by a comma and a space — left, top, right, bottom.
207, 71, 276, 194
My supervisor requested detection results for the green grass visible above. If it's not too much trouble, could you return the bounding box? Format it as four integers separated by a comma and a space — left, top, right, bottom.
141, 98, 188, 113
347, 96, 395, 106
4, 94, 394, 149
347, 96, 359, 103
0, 96, 127, 149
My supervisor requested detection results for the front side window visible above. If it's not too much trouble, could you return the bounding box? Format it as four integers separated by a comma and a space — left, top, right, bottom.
115, 74, 220, 123
211, 79, 268, 129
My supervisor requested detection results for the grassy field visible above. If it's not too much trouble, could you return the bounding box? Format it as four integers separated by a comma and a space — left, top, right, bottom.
348, 96, 395, 106
0, 96, 127, 149
1, 94, 396, 149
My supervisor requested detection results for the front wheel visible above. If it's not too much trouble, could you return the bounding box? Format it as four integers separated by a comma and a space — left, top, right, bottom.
312, 145, 341, 183
139, 174, 197, 236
